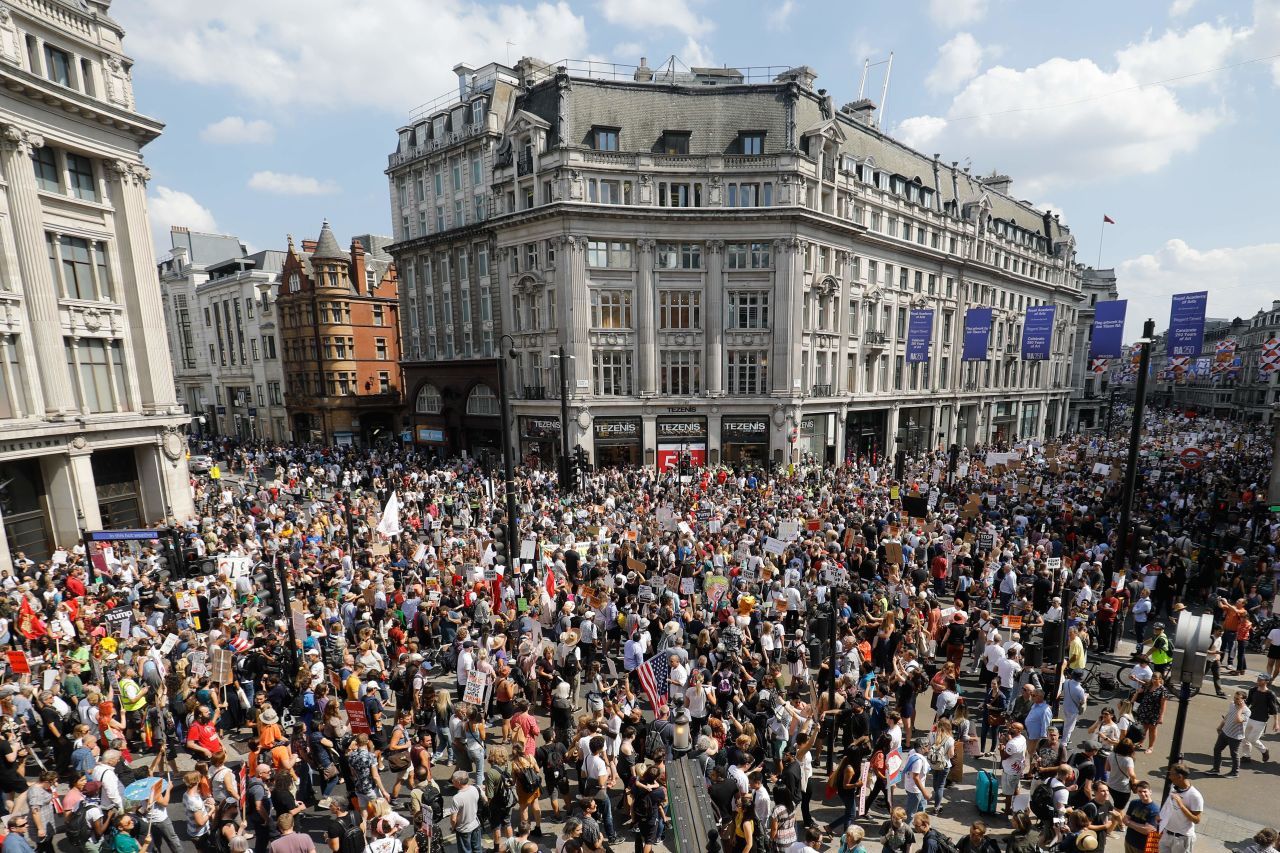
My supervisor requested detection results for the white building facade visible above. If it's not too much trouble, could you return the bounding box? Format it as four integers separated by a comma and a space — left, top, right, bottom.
0, 0, 193, 566
451, 61, 1083, 468
1067, 267, 1120, 433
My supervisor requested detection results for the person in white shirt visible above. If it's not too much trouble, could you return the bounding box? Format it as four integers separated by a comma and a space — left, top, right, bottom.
997, 649, 1023, 691
668, 656, 689, 703
456, 640, 476, 701
1157, 764, 1203, 853
999, 723, 1028, 813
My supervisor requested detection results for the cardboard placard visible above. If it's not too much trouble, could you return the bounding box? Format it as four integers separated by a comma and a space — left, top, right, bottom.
464, 669, 489, 706
345, 700, 372, 734
175, 590, 198, 612
217, 555, 253, 579
104, 606, 133, 639
704, 576, 730, 609
6, 651, 28, 674
778, 521, 800, 542
1046, 557, 1062, 571
1001, 615, 1023, 630
638, 586, 656, 603
160, 634, 179, 655
680, 577, 696, 596
763, 536, 787, 556
212, 648, 235, 686
884, 541, 903, 565
664, 574, 681, 592
978, 533, 995, 553
626, 557, 647, 576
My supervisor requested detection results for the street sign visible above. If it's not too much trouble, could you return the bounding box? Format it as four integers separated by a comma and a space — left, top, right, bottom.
1179, 447, 1206, 470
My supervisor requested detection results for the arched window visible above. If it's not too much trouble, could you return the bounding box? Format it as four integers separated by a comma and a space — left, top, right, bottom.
465, 383, 500, 416
415, 384, 442, 414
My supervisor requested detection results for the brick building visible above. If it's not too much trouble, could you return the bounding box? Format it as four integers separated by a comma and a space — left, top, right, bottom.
278, 222, 402, 447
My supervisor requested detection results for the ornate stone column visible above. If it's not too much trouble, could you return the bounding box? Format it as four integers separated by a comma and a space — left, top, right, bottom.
705, 240, 724, 395
105, 159, 178, 414
636, 239, 656, 395
565, 236, 590, 393
0, 124, 73, 415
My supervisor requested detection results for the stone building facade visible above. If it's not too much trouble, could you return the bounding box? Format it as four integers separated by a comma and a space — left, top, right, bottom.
390, 59, 1085, 468
1067, 267, 1120, 433
278, 223, 402, 447
0, 0, 194, 566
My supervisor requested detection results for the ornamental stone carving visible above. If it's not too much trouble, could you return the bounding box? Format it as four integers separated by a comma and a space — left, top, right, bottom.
707, 239, 724, 254
637, 239, 654, 253
0, 124, 43, 155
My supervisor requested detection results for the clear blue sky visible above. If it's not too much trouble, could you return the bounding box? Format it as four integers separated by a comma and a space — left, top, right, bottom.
116, 0, 1280, 341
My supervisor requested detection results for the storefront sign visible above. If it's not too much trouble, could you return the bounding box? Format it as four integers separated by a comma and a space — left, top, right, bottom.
416, 427, 446, 444
593, 418, 641, 442
520, 417, 561, 438
721, 418, 769, 439
657, 417, 707, 470
657, 419, 707, 439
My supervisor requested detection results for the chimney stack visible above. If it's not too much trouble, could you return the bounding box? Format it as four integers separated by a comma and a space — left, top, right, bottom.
452, 63, 475, 101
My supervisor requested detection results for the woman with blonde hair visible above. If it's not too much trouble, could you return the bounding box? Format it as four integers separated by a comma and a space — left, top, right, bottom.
511, 743, 544, 835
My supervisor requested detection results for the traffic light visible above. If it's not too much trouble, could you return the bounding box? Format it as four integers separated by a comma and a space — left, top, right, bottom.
491, 523, 507, 568
573, 446, 590, 477
948, 443, 960, 473
894, 449, 906, 482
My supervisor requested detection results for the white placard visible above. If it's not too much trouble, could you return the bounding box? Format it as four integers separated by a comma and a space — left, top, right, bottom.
778, 521, 800, 542
763, 536, 787, 556
217, 555, 253, 579
520, 539, 537, 561
160, 633, 179, 655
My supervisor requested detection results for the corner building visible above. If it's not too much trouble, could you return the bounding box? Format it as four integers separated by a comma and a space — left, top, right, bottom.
0, 0, 194, 567
392, 59, 1084, 468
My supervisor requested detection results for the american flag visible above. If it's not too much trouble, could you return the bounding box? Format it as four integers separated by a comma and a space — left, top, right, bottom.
228, 635, 252, 653
636, 653, 670, 710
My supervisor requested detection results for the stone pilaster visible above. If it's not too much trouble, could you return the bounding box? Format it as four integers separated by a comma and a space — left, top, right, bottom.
636, 239, 656, 395
0, 124, 74, 415
705, 240, 724, 395
105, 159, 178, 413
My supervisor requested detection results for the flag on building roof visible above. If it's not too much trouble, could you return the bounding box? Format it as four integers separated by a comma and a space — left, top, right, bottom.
1103, 214, 1116, 224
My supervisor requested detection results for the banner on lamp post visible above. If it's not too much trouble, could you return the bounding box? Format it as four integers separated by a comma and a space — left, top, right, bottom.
962, 308, 993, 361
1167, 291, 1209, 357
1089, 300, 1127, 359
906, 309, 934, 363
1021, 305, 1055, 361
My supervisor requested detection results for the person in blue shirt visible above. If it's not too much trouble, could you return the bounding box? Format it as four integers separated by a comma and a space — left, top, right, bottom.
1024, 689, 1053, 754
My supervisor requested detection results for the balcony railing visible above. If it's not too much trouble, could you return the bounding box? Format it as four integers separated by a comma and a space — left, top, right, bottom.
811, 383, 832, 396
1004, 344, 1017, 356
865, 330, 888, 346
523, 385, 546, 400
517, 153, 535, 176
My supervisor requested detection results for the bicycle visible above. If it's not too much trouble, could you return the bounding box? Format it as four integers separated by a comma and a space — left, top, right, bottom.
1079, 660, 1125, 700
1110, 662, 1201, 701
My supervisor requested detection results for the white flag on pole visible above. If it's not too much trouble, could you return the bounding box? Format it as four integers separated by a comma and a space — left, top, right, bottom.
376, 492, 402, 538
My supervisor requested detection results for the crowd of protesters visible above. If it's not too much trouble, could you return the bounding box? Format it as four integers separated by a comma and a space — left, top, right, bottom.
0, 407, 1274, 853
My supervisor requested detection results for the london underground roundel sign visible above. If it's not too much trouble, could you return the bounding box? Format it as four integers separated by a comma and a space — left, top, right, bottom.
1179, 447, 1205, 470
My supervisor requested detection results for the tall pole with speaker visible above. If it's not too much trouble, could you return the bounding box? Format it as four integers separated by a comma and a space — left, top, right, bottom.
1160, 611, 1213, 802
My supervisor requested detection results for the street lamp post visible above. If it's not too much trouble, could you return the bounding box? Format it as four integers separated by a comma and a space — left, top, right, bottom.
496, 335, 520, 573
550, 347, 575, 492
1116, 319, 1155, 575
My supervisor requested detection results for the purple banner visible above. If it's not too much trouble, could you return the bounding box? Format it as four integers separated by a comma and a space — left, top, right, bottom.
1168, 291, 1208, 357
906, 309, 933, 363
962, 307, 993, 361
1021, 305, 1055, 361
1089, 299, 1127, 359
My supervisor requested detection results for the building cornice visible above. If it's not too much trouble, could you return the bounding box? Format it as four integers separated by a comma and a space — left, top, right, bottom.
0, 63, 163, 144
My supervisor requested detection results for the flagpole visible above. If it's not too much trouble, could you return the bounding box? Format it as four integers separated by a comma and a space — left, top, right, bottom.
1097, 220, 1107, 268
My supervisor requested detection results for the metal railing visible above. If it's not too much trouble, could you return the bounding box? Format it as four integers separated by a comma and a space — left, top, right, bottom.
811, 383, 832, 396
865, 330, 888, 345
517, 153, 535, 176
523, 385, 546, 400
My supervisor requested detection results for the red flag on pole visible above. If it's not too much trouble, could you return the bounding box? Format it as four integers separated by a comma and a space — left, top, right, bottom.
18, 597, 46, 640
1103, 215, 1115, 224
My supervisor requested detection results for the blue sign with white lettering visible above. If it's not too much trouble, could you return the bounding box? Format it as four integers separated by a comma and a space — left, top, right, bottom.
906, 309, 933, 363
1021, 305, 1055, 361
962, 308, 993, 361
1089, 299, 1127, 358
1168, 291, 1208, 357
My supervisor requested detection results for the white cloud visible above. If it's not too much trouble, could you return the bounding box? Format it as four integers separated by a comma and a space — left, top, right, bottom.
768, 0, 797, 30
121, 0, 590, 114
1169, 0, 1197, 16
925, 32, 988, 94
927, 0, 987, 28
599, 0, 711, 37
1247, 0, 1280, 86
896, 57, 1220, 196
1115, 22, 1248, 86
200, 116, 275, 144
1117, 239, 1280, 338
613, 42, 646, 61
680, 36, 715, 68
248, 171, 339, 196
147, 186, 218, 254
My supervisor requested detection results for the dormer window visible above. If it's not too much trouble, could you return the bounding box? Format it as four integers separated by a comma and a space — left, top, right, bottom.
660, 131, 690, 155
593, 127, 620, 151
471, 100, 486, 125
288, 273, 300, 293
432, 115, 446, 140
737, 132, 765, 155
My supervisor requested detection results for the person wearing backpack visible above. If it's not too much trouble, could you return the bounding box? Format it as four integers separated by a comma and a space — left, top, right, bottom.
484, 746, 517, 853
913, 812, 959, 853
901, 738, 932, 819
925, 721, 956, 814
183, 770, 216, 853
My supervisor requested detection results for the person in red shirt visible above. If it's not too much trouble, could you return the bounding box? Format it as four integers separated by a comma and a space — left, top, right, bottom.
1096, 591, 1120, 652
185, 706, 223, 759
65, 567, 87, 599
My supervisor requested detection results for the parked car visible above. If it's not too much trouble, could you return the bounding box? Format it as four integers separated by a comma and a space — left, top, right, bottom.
188, 454, 214, 473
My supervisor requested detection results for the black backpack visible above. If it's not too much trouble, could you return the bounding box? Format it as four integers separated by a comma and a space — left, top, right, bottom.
492, 768, 516, 812
65, 802, 93, 846
1029, 782, 1056, 822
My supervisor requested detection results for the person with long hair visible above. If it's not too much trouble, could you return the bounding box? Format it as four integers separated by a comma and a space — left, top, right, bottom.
1132, 674, 1168, 754
825, 736, 871, 834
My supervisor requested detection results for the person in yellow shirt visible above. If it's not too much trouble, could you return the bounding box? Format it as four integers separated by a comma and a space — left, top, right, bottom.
118, 664, 149, 749
344, 663, 364, 700
1067, 624, 1088, 672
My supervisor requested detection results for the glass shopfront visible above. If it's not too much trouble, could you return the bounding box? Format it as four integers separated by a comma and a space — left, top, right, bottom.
845, 409, 888, 466
798, 413, 835, 465
655, 417, 707, 471
519, 416, 561, 468
593, 417, 642, 467
721, 416, 770, 466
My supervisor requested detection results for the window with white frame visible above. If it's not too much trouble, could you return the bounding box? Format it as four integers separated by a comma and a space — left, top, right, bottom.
727, 350, 768, 395
656, 242, 702, 270
592, 350, 633, 395
659, 290, 701, 329
660, 350, 701, 395
465, 383, 500, 415
65, 337, 127, 413
728, 291, 770, 329
590, 289, 632, 329
586, 240, 631, 269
